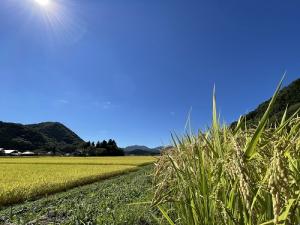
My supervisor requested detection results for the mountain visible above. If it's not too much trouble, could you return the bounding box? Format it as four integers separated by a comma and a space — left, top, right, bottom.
126, 149, 159, 156
0, 121, 48, 151
0, 121, 84, 152
232, 78, 300, 126
124, 145, 152, 152
27, 122, 83, 146
124, 145, 163, 155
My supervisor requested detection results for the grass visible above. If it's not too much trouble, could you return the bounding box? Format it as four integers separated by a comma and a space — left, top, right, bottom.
152, 79, 300, 224
0, 165, 158, 225
0, 156, 156, 206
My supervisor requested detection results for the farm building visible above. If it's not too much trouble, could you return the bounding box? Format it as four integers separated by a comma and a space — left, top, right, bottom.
21, 151, 36, 156
3, 150, 21, 156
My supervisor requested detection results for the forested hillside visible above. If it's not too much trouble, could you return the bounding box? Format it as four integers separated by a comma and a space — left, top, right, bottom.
232, 78, 300, 126
27, 122, 83, 149
0, 121, 83, 152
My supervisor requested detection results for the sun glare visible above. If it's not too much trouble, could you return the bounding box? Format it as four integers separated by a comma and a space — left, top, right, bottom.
34, 0, 50, 7
29, 0, 86, 44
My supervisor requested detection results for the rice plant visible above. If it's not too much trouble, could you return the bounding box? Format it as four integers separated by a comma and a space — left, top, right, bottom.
0, 156, 156, 206
152, 79, 300, 225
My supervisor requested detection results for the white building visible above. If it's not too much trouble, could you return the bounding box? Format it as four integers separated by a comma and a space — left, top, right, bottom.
3, 150, 21, 156
22, 151, 35, 156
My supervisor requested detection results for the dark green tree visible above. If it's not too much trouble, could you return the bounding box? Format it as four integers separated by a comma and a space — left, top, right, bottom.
96, 141, 100, 148
100, 140, 107, 148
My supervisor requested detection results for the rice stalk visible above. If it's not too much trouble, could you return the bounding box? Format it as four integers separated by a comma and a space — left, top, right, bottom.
152, 79, 300, 225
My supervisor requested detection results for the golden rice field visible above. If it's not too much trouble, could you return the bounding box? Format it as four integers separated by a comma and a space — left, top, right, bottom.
0, 156, 156, 206
0, 156, 156, 166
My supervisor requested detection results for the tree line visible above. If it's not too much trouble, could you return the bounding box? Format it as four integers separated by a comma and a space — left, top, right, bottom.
76, 139, 124, 156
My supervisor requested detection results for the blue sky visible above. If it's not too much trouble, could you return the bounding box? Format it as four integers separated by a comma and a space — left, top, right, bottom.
1, 0, 300, 147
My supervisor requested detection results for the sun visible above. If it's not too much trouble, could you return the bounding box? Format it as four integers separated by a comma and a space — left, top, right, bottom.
34, 0, 50, 7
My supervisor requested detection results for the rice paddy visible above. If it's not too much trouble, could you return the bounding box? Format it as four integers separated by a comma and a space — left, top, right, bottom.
0, 156, 156, 166
0, 165, 157, 225
0, 156, 156, 206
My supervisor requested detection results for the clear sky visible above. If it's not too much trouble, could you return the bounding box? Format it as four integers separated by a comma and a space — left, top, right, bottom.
1, 0, 300, 147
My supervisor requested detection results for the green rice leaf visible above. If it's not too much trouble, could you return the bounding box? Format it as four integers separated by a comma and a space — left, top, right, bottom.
233, 116, 245, 135
280, 106, 288, 126
158, 206, 176, 225
212, 85, 222, 156
244, 75, 284, 159
278, 198, 296, 223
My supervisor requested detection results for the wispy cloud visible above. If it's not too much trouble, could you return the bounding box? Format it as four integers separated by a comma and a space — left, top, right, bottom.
102, 101, 112, 109
92, 101, 119, 110
57, 99, 69, 104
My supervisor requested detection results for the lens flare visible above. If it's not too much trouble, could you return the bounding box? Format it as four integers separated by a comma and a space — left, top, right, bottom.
34, 0, 50, 7
27, 0, 87, 44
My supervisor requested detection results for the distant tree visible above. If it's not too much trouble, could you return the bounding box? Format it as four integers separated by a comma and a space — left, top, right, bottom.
111, 140, 118, 150
96, 141, 100, 148
52, 148, 57, 155
107, 139, 117, 150
107, 139, 114, 145
104, 139, 124, 156
61, 144, 75, 154
100, 140, 107, 148
78, 142, 87, 150
86, 141, 91, 148
91, 142, 95, 147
